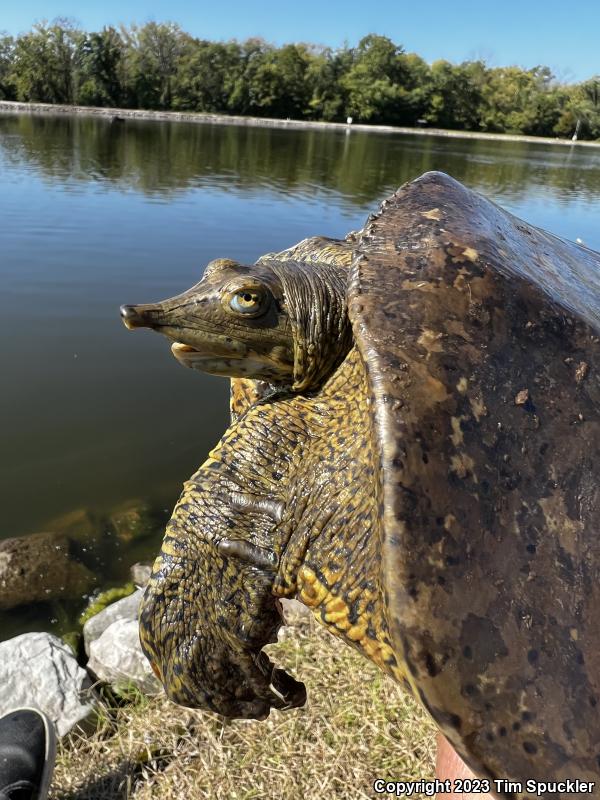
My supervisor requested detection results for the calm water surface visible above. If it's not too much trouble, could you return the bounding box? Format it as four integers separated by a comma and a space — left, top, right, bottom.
1, 113, 599, 636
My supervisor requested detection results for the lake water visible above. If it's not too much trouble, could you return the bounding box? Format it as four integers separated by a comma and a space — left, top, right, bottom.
1, 112, 600, 638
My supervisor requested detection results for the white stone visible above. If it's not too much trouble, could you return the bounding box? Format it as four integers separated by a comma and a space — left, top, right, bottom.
82, 588, 144, 656
87, 618, 162, 695
130, 562, 152, 587
0, 633, 97, 737
280, 597, 312, 622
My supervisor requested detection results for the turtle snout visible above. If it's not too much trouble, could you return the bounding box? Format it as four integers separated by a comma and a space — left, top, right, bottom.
120, 304, 146, 329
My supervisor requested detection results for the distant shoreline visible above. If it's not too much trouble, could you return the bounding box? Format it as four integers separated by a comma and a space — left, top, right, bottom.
1, 100, 599, 149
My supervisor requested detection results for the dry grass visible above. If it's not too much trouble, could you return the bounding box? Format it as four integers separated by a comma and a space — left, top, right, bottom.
49, 610, 436, 800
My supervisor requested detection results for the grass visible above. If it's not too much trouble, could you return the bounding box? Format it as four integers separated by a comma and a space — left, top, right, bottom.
49, 606, 436, 800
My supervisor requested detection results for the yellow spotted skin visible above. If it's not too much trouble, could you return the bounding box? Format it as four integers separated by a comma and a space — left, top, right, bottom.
268, 345, 403, 683
297, 565, 401, 679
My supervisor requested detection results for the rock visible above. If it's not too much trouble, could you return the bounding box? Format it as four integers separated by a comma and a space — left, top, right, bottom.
0, 632, 97, 737
37, 508, 116, 576
83, 587, 161, 695
277, 598, 312, 640
280, 598, 312, 623
109, 500, 160, 543
0, 531, 96, 611
83, 588, 144, 656
43, 508, 100, 543
130, 562, 152, 587
87, 618, 162, 695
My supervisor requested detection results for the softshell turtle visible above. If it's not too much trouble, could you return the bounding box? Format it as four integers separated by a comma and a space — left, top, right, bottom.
121, 172, 600, 796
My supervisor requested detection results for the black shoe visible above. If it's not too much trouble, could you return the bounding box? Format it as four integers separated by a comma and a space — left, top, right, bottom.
0, 709, 56, 800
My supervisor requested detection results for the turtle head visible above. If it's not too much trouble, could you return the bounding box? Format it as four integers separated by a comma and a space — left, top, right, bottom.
121, 256, 351, 392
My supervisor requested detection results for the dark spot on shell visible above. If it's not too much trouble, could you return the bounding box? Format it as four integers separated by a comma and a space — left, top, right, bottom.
437, 575, 446, 586
513, 722, 521, 732
486, 732, 495, 742
499, 726, 507, 737
464, 683, 477, 696
521, 711, 534, 722
435, 710, 462, 731
527, 649, 539, 665
563, 721, 574, 740
460, 614, 508, 669
463, 645, 473, 659
445, 555, 460, 566
523, 741, 537, 755
526, 543, 536, 554
590, 696, 598, 708
424, 652, 439, 677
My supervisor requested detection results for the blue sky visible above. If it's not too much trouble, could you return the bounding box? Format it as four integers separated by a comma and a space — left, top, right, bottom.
2, 0, 599, 82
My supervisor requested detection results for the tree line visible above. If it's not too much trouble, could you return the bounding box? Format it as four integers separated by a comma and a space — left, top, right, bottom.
0, 20, 599, 140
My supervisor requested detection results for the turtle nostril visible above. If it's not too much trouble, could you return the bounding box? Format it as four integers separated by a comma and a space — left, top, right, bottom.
120, 304, 145, 329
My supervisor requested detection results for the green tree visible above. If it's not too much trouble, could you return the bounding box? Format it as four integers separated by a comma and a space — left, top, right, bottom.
123, 22, 192, 109
229, 40, 313, 118
555, 77, 600, 140
173, 40, 243, 112
340, 34, 408, 123
0, 34, 15, 100
398, 52, 433, 125
226, 38, 269, 115
306, 45, 352, 121
10, 19, 82, 104
77, 27, 126, 106
479, 66, 561, 135
426, 60, 486, 130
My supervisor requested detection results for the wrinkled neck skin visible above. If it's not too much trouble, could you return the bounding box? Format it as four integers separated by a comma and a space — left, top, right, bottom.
140, 347, 403, 719
270, 259, 351, 392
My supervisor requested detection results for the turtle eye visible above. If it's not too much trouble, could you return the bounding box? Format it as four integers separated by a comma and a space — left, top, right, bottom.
229, 289, 266, 315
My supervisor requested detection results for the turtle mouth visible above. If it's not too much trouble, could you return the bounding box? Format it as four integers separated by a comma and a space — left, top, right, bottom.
170, 340, 247, 372
170, 340, 292, 381
171, 341, 199, 365
171, 341, 218, 369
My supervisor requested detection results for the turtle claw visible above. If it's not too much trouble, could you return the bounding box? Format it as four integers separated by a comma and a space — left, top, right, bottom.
252, 650, 306, 713
269, 666, 307, 711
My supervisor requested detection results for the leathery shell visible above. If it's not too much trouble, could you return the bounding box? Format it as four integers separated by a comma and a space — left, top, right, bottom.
349, 172, 600, 793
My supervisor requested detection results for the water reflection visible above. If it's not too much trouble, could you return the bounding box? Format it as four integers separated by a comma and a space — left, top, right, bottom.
2, 113, 600, 207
